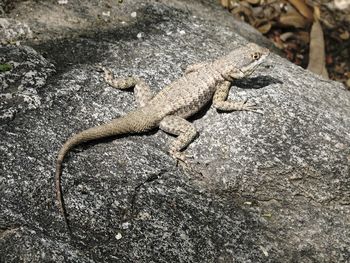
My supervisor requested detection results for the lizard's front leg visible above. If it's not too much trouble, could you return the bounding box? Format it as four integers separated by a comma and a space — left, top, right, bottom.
213, 81, 259, 112
99, 66, 153, 107
159, 116, 197, 162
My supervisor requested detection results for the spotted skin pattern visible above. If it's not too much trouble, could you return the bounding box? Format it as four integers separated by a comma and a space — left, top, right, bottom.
55, 43, 270, 232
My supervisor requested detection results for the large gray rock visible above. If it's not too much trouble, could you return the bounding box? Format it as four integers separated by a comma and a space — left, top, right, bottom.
1, 0, 349, 262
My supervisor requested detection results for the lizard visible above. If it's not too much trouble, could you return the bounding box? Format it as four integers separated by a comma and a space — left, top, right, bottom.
55, 43, 270, 232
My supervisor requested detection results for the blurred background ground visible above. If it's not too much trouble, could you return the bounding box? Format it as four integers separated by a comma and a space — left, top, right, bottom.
219, 0, 350, 88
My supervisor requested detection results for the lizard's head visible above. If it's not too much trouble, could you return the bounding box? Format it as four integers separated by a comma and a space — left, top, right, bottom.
218, 43, 270, 81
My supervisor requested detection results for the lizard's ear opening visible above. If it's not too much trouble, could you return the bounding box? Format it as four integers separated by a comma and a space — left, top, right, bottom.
251, 52, 261, 60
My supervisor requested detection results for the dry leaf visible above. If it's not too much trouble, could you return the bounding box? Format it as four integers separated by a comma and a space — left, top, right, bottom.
307, 20, 329, 79
280, 32, 294, 41
334, 0, 350, 10
285, 49, 294, 60
279, 11, 308, 28
287, 42, 298, 49
288, 0, 313, 20
257, 22, 272, 33
240, 1, 253, 8
232, 4, 253, 14
273, 35, 284, 49
231, 5, 254, 22
317, 5, 337, 29
221, 0, 238, 9
279, 30, 310, 43
246, 0, 261, 4
252, 6, 264, 17
339, 30, 349, 40
295, 31, 310, 43
220, 0, 230, 8
263, 5, 280, 19
334, 64, 345, 74
314, 5, 321, 20
326, 55, 333, 65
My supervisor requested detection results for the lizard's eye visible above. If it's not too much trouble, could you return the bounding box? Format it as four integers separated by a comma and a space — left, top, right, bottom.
252, 52, 261, 60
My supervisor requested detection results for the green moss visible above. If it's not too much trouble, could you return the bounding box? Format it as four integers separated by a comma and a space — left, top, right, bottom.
0, 63, 12, 72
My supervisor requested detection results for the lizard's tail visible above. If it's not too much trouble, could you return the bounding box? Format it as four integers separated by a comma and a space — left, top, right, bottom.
55, 109, 158, 231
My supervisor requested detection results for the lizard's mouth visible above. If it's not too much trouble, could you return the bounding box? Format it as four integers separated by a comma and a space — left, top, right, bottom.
240, 62, 262, 77
241, 68, 254, 76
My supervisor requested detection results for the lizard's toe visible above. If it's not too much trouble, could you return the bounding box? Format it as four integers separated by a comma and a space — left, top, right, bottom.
169, 150, 193, 164
240, 101, 262, 113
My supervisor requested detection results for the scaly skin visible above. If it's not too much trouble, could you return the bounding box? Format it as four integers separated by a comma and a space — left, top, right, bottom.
55, 43, 270, 232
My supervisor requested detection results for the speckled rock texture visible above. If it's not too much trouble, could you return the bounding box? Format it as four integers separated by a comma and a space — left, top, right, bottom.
1, 0, 349, 262
0, 17, 32, 44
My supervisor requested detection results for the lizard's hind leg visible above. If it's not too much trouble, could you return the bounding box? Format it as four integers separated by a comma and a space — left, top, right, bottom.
99, 66, 153, 107
159, 116, 197, 162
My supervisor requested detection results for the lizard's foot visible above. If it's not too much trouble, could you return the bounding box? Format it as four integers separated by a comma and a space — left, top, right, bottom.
238, 99, 262, 113
96, 65, 138, 90
170, 150, 202, 176
96, 64, 115, 83
96, 64, 108, 73
169, 150, 193, 164
96, 65, 112, 79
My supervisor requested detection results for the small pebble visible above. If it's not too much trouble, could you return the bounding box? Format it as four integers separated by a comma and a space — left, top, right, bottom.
102, 11, 110, 17
115, 233, 122, 240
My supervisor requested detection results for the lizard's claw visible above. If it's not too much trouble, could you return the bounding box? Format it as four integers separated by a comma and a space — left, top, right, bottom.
95, 64, 106, 72
239, 100, 262, 114
169, 150, 193, 164
170, 150, 198, 172
96, 64, 112, 76
96, 65, 115, 84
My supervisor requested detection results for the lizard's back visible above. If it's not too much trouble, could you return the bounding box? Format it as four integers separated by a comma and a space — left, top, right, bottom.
148, 66, 222, 118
